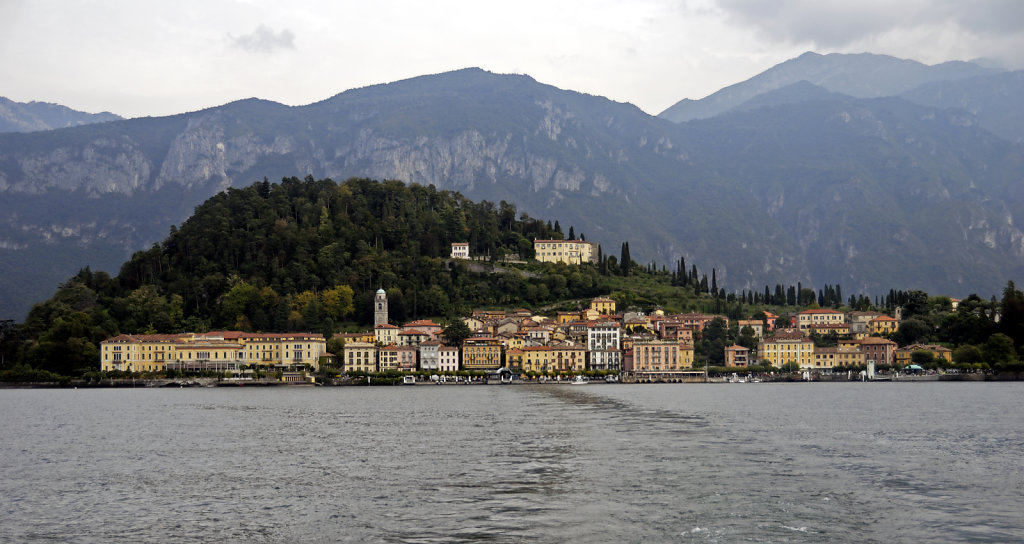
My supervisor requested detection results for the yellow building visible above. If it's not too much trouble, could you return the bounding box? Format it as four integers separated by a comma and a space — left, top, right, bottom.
101, 331, 327, 373
868, 316, 899, 336
555, 311, 579, 324
533, 239, 595, 265
895, 344, 953, 366
100, 334, 180, 372
808, 323, 851, 338
811, 345, 865, 370
462, 337, 503, 370
549, 345, 587, 373
796, 309, 845, 333
344, 341, 377, 373
632, 340, 694, 372
505, 348, 526, 372
375, 324, 399, 346
590, 297, 616, 315
757, 329, 815, 368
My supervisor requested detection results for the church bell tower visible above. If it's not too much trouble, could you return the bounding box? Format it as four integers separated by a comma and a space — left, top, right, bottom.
374, 288, 388, 327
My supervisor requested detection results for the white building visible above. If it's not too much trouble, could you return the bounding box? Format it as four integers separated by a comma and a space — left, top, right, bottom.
439, 346, 460, 372
419, 341, 441, 371
451, 242, 470, 259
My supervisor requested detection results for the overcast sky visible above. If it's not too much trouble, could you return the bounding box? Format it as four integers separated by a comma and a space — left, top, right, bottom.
2, 0, 1023, 118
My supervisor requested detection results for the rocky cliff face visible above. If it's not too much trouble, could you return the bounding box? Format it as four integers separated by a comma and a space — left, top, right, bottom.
1, 65, 1023, 320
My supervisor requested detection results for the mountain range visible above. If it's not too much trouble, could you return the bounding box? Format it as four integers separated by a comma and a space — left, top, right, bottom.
0, 97, 121, 133
2, 51, 1024, 320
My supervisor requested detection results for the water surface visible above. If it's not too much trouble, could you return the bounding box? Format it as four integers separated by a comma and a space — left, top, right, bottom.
2, 383, 1022, 543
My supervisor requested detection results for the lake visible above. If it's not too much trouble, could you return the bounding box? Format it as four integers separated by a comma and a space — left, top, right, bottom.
1, 382, 1022, 543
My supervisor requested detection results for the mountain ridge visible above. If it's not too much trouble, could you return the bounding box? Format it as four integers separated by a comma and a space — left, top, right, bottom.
2, 56, 1023, 319
0, 97, 122, 133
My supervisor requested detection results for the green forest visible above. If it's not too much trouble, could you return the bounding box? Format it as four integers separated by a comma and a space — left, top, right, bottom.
2, 175, 1024, 381
0, 176, 614, 377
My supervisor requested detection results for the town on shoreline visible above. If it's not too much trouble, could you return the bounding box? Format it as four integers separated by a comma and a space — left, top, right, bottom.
91, 285, 1002, 387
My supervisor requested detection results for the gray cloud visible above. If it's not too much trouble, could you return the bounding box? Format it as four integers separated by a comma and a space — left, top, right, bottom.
716, 0, 1024, 48
231, 24, 295, 53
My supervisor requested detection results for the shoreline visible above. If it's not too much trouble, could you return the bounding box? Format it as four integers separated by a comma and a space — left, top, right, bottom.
1, 372, 1018, 389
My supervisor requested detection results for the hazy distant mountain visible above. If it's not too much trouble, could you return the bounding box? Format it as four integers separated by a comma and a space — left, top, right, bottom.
1, 63, 1023, 319
0, 97, 122, 133
658, 52, 999, 123
899, 70, 1024, 143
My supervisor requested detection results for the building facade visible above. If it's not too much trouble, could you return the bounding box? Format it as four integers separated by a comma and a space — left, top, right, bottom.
450, 242, 470, 259
100, 332, 327, 373
374, 288, 388, 327
533, 239, 595, 265
757, 329, 815, 368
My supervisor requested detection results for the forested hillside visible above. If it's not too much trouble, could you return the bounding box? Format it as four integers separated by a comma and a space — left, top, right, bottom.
0, 177, 608, 376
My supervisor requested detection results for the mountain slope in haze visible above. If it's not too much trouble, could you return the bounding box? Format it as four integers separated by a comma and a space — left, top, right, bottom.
899, 70, 1024, 143
0, 97, 122, 133
659, 52, 998, 123
1, 63, 1022, 320
673, 95, 1024, 297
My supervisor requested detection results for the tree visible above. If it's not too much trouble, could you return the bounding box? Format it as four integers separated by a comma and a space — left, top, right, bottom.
321, 285, 355, 321
892, 318, 930, 345
983, 333, 1017, 366
952, 345, 983, 365
999, 281, 1024, 350
442, 319, 473, 347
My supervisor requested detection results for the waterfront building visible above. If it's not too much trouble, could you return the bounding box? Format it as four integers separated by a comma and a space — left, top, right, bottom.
395, 345, 418, 372
419, 341, 441, 371
505, 348, 525, 372
853, 337, 897, 366
724, 345, 750, 367
378, 346, 399, 372
100, 334, 179, 373
533, 239, 595, 265
438, 346, 460, 372
757, 329, 814, 368
895, 344, 953, 366
811, 345, 865, 370
462, 337, 503, 370
344, 341, 377, 373
632, 340, 694, 372
549, 345, 587, 373
100, 332, 327, 373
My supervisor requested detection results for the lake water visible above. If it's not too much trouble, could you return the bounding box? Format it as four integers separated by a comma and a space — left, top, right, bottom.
1, 383, 1023, 543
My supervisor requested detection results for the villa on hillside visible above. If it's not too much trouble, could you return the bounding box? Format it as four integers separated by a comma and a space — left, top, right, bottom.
533, 239, 595, 265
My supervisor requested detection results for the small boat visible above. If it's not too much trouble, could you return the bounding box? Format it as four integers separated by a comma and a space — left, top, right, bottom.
570, 376, 587, 385
402, 375, 416, 385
